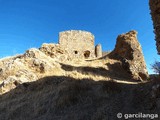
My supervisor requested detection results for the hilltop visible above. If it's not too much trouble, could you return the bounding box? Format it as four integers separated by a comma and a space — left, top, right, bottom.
0, 30, 159, 120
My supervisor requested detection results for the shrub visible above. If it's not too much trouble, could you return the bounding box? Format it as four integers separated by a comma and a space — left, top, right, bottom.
151, 61, 160, 75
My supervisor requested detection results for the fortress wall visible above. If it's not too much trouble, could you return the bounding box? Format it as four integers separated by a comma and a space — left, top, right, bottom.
59, 30, 95, 59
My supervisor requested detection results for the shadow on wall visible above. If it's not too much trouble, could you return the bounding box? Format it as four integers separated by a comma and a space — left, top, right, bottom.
0, 75, 160, 120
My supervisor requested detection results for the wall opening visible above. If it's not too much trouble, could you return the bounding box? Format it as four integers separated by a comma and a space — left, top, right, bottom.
84, 50, 90, 59
74, 51, 78, 54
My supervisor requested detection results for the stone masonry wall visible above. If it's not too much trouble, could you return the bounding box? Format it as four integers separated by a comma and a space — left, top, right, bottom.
109, 31, 149, 81
95, 44, 102, 58
59, 30, 95, 59
149, 0, 160, 54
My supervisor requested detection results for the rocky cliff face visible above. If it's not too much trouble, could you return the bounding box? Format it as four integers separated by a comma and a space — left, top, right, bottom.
149, 0, 160, 54
109, 31, 149, 81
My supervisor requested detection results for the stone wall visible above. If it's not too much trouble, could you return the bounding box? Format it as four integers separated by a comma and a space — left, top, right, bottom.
59, 30, 95, 59
149, 0, 160, 54
95, 44, 102, 58
109, 30, 149, 81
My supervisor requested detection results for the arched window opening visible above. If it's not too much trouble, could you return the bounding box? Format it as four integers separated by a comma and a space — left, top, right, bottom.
84, 50, 90, 58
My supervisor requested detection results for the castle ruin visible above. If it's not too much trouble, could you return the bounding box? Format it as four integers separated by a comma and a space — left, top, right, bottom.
59, 30, 102, 59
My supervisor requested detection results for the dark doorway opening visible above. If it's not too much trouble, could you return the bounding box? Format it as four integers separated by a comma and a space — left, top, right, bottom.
84, 50, 90, 59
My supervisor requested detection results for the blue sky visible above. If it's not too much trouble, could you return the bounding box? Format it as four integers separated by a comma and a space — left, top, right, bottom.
0, 0, 159, 74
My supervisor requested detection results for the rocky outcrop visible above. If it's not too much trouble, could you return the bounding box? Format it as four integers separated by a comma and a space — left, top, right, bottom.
0, 48, 63, 94
24, 48, 59, 73
39, 43, 71, 61
109, 30, 149, 81
149, 0, 160, 54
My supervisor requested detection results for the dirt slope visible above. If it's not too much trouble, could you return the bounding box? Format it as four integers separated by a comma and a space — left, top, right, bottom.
0, 76, 160, 120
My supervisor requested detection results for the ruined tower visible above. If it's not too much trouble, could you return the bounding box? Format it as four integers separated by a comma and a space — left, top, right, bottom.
109, 30, 149, 80
95, 44, 102, 58
59, 30, 97, 59
149, 0, 160, 54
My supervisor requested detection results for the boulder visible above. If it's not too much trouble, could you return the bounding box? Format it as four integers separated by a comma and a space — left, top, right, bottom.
109, 30, 149, 81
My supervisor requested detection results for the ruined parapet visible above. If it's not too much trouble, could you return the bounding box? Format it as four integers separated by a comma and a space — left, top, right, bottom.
59, 30, 95, 59
109, 30, 149, 81
95, 44, 102, 58
149, 0, 160, 54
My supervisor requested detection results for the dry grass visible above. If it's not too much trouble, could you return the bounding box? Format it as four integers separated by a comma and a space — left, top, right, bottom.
0, 75, 159, 120
0, 76, 121, 120
55, 80, 91, 109
0, 49, 158, 120
0, 56, 138, 95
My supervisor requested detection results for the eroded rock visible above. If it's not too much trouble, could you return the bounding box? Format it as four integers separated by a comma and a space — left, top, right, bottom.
39, 43, 70, 61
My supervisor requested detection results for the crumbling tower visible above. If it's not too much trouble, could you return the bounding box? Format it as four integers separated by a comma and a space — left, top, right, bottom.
59, 30, 102, 59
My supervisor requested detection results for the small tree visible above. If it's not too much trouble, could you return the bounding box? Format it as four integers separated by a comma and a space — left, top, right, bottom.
151, 61, 160, 75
